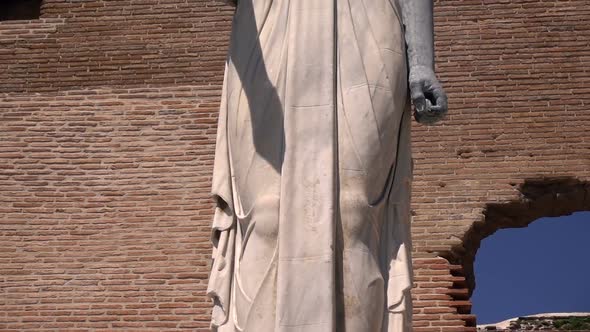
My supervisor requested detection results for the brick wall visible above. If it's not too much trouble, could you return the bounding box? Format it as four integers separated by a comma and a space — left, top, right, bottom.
1, 0, 589, 331
411, 2, 590, 330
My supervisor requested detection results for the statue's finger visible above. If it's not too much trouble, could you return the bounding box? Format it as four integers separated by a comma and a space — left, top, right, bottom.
410, 82, 427, 112
432, 88, 448, 113
429, 105, 446, 114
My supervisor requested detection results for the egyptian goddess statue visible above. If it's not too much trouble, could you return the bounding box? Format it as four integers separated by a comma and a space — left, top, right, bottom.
207, 0, 448, 331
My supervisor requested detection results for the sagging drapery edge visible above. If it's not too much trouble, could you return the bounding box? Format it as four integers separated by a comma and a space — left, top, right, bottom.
207, 64, 236, 329
383, 108, 414, 331
384, 198, 413, 331
207, 198, 236, 328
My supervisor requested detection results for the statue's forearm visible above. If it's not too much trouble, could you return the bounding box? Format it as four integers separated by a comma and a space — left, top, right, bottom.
400, 0, 435, 70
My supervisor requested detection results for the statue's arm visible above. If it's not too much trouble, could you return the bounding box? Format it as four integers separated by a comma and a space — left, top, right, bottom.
400, 0, 448, 124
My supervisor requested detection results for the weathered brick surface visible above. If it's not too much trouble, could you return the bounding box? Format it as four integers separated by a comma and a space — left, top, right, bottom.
1, 0, 589, 331
0, 87, 221, 331
0, 1, 233, 93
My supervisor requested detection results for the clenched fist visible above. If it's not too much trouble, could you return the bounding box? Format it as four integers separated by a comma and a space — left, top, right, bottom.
409, 65, 448, 125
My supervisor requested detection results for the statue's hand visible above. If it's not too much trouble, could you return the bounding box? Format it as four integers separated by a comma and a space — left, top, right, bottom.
409, 65, 448, 125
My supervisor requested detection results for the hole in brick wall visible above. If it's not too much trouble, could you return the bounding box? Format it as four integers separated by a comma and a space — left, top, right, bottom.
471, 212, 590, 325
0, 0, 42, 21
442, 177, 590, 327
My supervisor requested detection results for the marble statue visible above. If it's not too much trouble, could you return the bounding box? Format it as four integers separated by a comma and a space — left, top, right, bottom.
207, 0, 448, 331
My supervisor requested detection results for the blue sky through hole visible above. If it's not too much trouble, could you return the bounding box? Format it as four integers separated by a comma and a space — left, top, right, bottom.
472, 211, 590, 324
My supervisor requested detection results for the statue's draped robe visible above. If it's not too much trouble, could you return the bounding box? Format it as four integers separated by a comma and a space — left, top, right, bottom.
207, 0, 413, 330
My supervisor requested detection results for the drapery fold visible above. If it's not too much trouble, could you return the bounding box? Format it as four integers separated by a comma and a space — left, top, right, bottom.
208, 0, 413, 330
